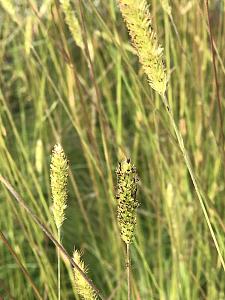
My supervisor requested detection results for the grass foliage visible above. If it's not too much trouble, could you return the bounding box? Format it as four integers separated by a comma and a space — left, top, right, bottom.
0, 0, 225, 299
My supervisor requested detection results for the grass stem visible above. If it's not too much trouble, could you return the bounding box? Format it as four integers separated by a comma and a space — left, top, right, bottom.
58, 228, 61, 300
126, 243, 130, 300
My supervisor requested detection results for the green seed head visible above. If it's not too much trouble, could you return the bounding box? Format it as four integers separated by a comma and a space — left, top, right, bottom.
50, 144, 68, 229
116, 159, 139, 244
73, 250, 97, 300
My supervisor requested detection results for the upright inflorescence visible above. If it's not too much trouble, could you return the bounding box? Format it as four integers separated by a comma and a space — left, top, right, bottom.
117, 0, 167, 95
50, 144, 69, 229
73, 250, 97, 300
116, 159, 139, 244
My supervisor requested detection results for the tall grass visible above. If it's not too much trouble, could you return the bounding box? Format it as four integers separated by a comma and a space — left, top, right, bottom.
0, 0, 225, 299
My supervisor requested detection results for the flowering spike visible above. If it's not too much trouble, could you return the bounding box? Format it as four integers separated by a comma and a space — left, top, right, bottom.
50, 144, 68, 229
73, 250, 97, 300
116, 159, 139, 244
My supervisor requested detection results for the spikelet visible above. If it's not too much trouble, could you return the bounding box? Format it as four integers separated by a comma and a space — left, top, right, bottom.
59, 0, 83, 49
116, 159, 139, 244
117, 0, 167, 95
160, 0, 172, 16
50, 144, 68, 229
73, 250, 97, 300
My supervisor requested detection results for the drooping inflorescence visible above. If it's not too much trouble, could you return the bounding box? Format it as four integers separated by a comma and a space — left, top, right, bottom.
160, 0, 172, 16
116, 159, 139, 244
50, 144, 69, 229
73, 250, 97, 300
59, 0, 84, 49
117, 0, 167, 95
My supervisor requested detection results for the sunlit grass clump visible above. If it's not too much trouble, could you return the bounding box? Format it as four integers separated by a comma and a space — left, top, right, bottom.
1, 0, 225, 299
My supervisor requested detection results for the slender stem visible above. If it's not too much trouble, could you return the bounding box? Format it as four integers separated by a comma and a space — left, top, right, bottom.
161, 95, 225, 271
58, 228, 61, 300
126, 243, 130, 300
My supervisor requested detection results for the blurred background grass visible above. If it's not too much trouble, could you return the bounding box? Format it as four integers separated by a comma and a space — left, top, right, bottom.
0, 0, 225, 299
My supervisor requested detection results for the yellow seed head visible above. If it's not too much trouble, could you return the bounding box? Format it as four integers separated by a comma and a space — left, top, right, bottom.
73, 250, 97, 300
50, 144, 68, 229
118, 0, 167, 95
116, 159, 139, 244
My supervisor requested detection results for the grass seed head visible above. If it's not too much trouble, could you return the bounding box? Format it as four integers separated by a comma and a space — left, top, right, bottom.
116, 159, 139, 244
117, 0, 167, 95
50, 143, 68, 229
73, 250, 97, 300
160, 0, 172, 16
59, 0, 83, 49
